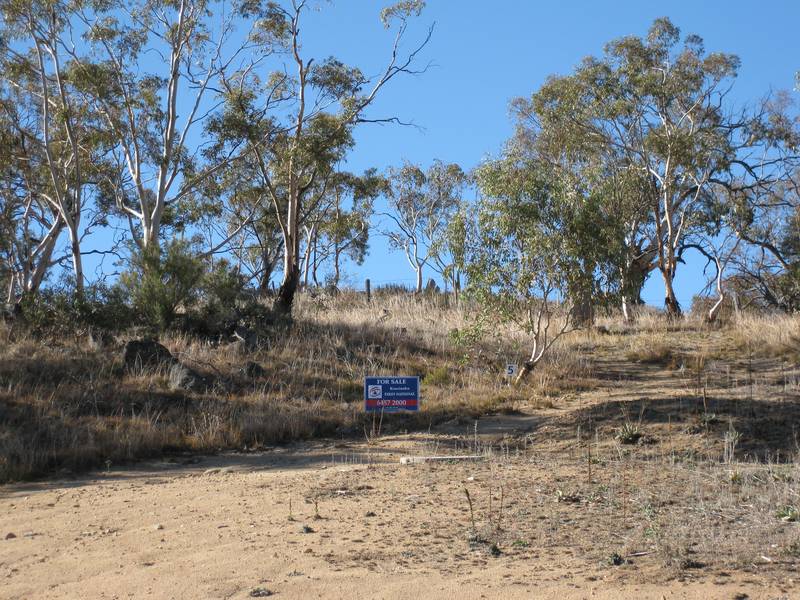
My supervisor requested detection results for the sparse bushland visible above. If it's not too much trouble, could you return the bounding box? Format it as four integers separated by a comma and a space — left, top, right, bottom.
2, 288, 800, 484
5, 290, 800, 590
0, 291, 515, 482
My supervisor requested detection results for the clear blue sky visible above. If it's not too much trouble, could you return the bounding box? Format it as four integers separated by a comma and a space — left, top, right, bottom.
295, 0, 800, 308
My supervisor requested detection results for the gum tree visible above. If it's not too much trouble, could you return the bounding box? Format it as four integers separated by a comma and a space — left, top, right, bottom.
524, 18, 752, 317
0, 101, 64, 303
66, 0, 258, 253
301, 170, 383, 289
381, 160, 466, 293
460, 155, 620, 384
0, 0, 112, 299
211, 0, 431, 314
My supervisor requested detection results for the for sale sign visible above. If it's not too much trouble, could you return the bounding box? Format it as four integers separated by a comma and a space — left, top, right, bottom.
364, 376, 420, 412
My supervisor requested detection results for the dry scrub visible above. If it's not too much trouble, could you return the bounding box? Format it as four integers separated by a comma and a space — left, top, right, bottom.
1, 294, 799, 484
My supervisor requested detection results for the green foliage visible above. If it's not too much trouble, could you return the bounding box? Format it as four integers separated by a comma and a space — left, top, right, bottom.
423, 366, 451, 386
615, 422, 643, 445
17, 282, 134, 335
384, 160, 466, 291
195, 259, 250, 331
380, 0, 425, 27
119, 240, 206, 332
202, 260, 248, 313
777, 505, 800, 522
461, 157, 621, 334
509, 17, 783, 315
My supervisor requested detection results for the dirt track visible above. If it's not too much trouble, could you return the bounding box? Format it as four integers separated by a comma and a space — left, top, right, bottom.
2, 429, 797, 600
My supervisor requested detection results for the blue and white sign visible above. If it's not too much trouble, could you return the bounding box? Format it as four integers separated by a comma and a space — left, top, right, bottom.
364, 376, 420, 412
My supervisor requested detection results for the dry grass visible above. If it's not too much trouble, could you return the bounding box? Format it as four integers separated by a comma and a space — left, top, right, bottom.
443, 454, 800, 577
727, 312, 800, 360
4, 296, 800, 588
0, 293, 509, 481
2, 295, 800, 484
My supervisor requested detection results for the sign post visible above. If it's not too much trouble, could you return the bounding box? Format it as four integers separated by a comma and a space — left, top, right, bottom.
364, 376, 420, 412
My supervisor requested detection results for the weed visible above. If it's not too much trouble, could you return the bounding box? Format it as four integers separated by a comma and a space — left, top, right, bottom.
608, 552, 625, 566
313, 498, 321, 520
723, 425, 741, 464
616, 422, 643, 445
777, 506, 800, 522
423, 366, 451, 386
699, 412, 718, 428
679, 558, 705, 570
555, 489, 581, 503
464, 488, 476, 536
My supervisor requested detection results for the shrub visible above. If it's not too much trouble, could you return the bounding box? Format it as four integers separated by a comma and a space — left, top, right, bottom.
196, 259, 250, 330
615, 422, 643, 444
423, 366, 451, 386
17, 282, 135, 335
119, 239, 206, 331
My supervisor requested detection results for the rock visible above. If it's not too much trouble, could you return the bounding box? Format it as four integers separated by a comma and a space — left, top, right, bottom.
241, 361, 266, 378
154, 524, 164, 531
249, 588, 273, 598
4, 532, 16, 540
123, 340, 176, 371
300, 524, 314, 534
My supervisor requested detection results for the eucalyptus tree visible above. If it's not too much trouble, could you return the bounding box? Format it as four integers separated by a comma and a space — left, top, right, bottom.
204, 154, 286, 292
701, 88, 800, 312
726, 167, 800, 311
210, 0, 431, 314
460, 157, 620, 384
306, 169, 384, 289
0, 75, 81, 303
382, 160, 466, 294
523, 17, 767, 317
0, 103, 59, 303
0, 0, 112, 298
63, 0, 261, 255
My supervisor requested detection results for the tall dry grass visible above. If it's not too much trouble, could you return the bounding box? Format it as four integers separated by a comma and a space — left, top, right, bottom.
1, 293, 799, 482
728, 312, 800, 359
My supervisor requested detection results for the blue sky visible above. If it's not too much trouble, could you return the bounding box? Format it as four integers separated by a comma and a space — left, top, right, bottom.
292, 0, 800, 307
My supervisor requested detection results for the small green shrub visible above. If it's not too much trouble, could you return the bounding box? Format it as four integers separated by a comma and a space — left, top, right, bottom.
17, 282, 135, 335
119, 239, 205, 332
423, 366, 451, 386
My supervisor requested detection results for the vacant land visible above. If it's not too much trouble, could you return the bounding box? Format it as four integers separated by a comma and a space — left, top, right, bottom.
2, 296, 800, 598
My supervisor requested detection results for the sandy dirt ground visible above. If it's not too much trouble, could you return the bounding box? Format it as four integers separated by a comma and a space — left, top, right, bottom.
1, 430, 797, 600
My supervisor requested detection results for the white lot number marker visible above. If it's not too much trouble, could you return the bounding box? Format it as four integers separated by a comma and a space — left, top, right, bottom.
505, 363, 518, 378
